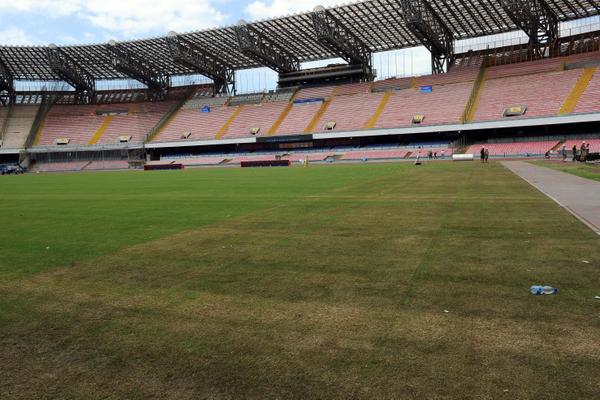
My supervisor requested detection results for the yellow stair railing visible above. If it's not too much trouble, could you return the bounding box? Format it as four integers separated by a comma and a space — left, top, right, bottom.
559, 67, 596, 115
461, 66, 487, 124
364, 92, 392, 129
88, 115, 114, 145
215, 105, 243, 139
304, 100, 331, 133
267, 102, 294, 136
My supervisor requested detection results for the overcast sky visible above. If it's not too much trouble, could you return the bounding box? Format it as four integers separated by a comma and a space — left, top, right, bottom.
0, 0, 346, 45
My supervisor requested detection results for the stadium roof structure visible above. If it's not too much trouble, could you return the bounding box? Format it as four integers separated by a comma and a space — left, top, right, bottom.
0, 0, 599, 82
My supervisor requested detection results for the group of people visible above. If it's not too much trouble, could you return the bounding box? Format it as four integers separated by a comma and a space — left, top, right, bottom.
427, 150, 445, 160
574, 142, 592, 162
480, 147, 490, 163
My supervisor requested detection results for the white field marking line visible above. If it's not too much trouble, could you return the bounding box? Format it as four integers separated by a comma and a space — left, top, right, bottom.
501, 162, 600, 237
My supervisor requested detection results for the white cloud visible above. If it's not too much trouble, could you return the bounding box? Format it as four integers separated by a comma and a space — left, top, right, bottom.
0, 27, 36, 45
245, 0, 345, 20
80, 0, 226, 37
0, 0, 226, 40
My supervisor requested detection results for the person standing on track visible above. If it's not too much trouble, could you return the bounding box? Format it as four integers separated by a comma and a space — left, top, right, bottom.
480, 147, 485, 163
484, 148, 489, 163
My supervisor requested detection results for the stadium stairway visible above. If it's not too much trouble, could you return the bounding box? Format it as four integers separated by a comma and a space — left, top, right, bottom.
559, 67, 597, 114
304, 100, 331, 133
215, 105, 244, 139
146, 96, 194, 142
267, 101, 294, 136
364, 91, 392, 129
461, 65, 487, 123
88, 116, 114, 145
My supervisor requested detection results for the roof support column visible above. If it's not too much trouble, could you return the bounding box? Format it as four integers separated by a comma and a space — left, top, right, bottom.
501, 0, 559, 59
401, 0, 454, 74
47, 45, 96, 104
166, 32, 235, 96
0, 55, 15, 106
106, 41, 170, 101
312, 6, 374, 81
234, 21, 300, 74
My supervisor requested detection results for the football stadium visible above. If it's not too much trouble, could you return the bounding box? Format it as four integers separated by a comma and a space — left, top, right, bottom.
1, 1, 600, 398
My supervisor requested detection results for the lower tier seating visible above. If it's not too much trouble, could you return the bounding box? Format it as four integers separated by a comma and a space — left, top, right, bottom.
466, 141, 559, 156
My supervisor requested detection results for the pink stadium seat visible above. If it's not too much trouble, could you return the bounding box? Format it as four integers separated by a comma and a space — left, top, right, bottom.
332, 82, 372, 96
84, 160, 130, 170
282, 153, 333, 162
156, 105, 238, 142
473, 69, 581, 121
485, 58, 564, 80
574, 68, 600, 114
33, 161, 89, 172
340, 149, 409, 160
375, 81, 474, 128
36, 102, 175, 146
295, 86, 335, 100
466, 141, 559, 156
274, 102, 323, 135
95, 102, 175, 145
37, 105, 104, 146
562, 139, 600, 152
416, 65, 479, 86
220, 102, 288, 139
312, 92, 385, 132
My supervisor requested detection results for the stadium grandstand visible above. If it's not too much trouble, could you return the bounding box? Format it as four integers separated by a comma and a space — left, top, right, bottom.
3, 2, 600, 399
0, 0, 599, 170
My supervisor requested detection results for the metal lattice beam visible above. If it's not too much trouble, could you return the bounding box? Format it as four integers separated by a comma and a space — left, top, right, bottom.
312, 6, 374, 79
234, 21, 300, 73
0, 1, 598, 80
166, 32, 235, 95
401, 0, 454, 74
106, 41, 170, 100
501, 0, 560, 58
0, 55, 14, 106
47, 44, 96, 104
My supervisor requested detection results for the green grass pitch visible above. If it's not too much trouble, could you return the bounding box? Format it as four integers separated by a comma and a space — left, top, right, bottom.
1, 162, 599, 399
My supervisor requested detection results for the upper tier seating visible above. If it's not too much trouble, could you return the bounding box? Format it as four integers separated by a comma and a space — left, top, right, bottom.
565, 51, 600, 69
0, 107, 9, 146
374, 81, 474, 128
466, 141, 559, 156
37, 105, 104, 146
229, 93, 265, 106
295, 85, 335, 100
372, 77, 414, 92
97, 102, 175, 145
312, 92, 385, 132
36, 102, 175, 146
274, 102, 323, 136
485, 57, 564, 79
156, 105, 238, 142
473, 69, 581, 122
333, 82, 372, 96
263, 89, 297, 103
221, 102, 289, 139
1, 105, 39, 149
184, 96, 229, 109
415, 66, 479, 86
574, 68, 600, 114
